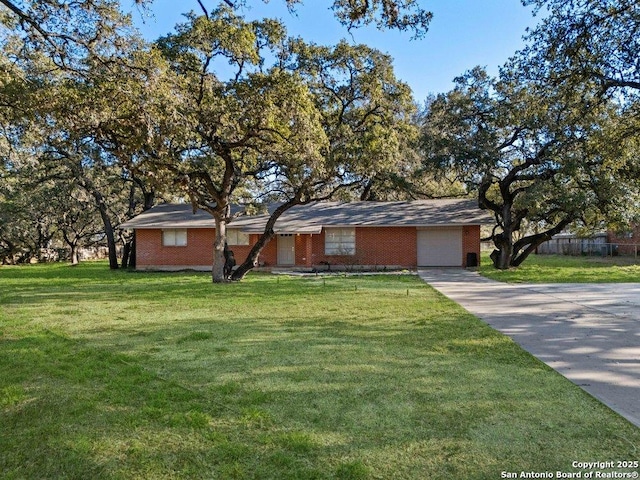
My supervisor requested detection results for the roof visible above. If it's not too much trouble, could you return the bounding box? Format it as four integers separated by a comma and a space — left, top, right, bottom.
120, 199, 491, 233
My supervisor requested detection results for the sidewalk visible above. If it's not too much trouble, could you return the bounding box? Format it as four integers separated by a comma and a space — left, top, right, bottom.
418, 269, 640, 428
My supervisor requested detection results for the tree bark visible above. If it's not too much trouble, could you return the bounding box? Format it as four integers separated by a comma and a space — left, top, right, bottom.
231, 230, 275, 281
510, 216, 574, 267
88, 189, 119, 269
212, 213, 226, 283
129, 231, 136, 268
68, 158, 119, 269
231, 199, 302, 281
121, 240, 131, 268
70, 242, 79, 265
487, 198, 516, 269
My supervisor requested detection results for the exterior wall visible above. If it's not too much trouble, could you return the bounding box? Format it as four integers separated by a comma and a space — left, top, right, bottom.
311, 227, 417, 268
462, 225, 481, 267
135, 224, 483, 270
257, 235, 278, 266
608, 224, 640, 256
136, 229, 212, 268
136, 228, 255, 269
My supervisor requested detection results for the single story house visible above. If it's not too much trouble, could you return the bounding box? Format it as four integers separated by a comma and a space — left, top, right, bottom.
120, 199, 491, 271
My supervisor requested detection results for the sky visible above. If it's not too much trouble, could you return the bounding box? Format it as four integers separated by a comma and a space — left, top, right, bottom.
128, 0, 538, 102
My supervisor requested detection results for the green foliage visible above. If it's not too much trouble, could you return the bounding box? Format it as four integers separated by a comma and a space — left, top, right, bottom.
289, 39, 418, 187
152, 8, 420, 281
0, 0, 430, 279
421, 65, 637, 270
214, 0, 432, 37
0, 0, 175, 267
0, 0, 141, 72
521, 0, 640, 95
515, 0, 640, 226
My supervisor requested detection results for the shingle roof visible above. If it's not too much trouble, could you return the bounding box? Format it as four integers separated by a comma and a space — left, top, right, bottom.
120, 199, 491, 233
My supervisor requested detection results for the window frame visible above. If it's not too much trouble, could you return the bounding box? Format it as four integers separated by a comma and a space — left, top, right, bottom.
324, 227, 356, 255
162, 228, 188, 247
227, 229, 250, 246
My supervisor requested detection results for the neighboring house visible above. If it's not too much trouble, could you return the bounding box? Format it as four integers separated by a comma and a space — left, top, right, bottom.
608, 224, 640, 256
120, 199, 491, 271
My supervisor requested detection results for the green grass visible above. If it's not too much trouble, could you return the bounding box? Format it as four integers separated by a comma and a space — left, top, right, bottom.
480, 253, 640, 283
1, 262, 638, 479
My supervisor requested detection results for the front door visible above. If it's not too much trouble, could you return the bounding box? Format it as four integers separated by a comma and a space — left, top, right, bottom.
277, 235, 295, 265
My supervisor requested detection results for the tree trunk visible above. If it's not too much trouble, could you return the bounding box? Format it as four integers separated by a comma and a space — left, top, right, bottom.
70, 243, 79, 265
129, 231, 136, 268
510, 216, 574, 267
490, 205, 515, 269
490, 233, 513, 270
121, 239, 131, 269
71, 160, 119, 270
231, 199, 301, 281
231, 230, 276, 281
90, 190, 119, 270
212, 214, 226, 283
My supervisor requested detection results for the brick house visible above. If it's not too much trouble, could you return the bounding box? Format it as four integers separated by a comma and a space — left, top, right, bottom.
608, 224, 640, 256
120, 199, 490, 271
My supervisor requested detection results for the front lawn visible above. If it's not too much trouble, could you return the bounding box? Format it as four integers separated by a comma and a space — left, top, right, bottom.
1, 263, 638, 479
480, 253, 640, 283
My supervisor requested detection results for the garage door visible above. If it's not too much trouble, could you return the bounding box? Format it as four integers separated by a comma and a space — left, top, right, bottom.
417, 227, 463, 266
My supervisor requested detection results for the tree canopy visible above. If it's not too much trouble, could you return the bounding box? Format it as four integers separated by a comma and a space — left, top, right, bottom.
520, 0, 640, 94
0, 0, 432, 41
148, 7, 417, 282
3, 0, 638, 274
421, 66, 636, 269
512, 0, 640, 238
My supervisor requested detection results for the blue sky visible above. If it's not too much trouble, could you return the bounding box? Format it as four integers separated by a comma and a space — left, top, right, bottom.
129, 0, 537, 102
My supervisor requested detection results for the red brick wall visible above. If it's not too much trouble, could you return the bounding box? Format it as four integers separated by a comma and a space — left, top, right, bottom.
256, 235, 278, 266
608, 224, 640, 256
310, 227, 417, 267
136, 229, 213, 267
136, 225, 482, 269
462, 225, 481, 267
136, 229, 256, 268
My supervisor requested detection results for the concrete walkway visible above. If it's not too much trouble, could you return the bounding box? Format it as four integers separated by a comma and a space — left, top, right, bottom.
418, 269, 640, 428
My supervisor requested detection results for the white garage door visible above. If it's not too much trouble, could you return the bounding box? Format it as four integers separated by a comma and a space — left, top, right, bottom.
417, 227, 463, 267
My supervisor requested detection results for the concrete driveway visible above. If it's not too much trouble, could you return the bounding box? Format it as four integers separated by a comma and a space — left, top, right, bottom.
418, 269, 640, 427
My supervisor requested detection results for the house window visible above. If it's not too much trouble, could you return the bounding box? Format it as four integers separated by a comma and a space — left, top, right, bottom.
325, 227, 355, 255
162, 229, 187, 246
227, 229, 249, 246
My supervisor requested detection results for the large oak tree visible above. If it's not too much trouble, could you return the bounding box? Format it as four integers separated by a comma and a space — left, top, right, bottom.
421, 67, 633, 269
230, 38, 418, 280
516, 0, 640, 225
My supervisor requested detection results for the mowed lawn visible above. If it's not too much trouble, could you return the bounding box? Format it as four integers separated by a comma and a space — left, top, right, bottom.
480, 253, 640, 283
1, 263, 638, 479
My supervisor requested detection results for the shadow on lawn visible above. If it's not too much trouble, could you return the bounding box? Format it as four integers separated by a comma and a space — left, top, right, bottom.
1, 269, 428, 310
4, 325, 638, 479
2, 319, 639, 479
0, 330, 243, 479
3, 265, 640, 478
